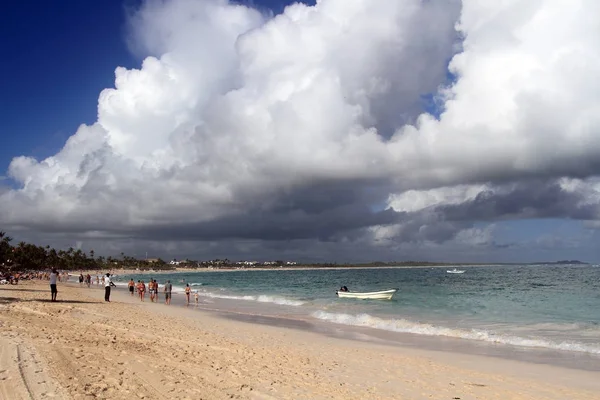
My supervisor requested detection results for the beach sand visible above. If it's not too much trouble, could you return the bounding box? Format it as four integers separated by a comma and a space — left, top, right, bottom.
1, 281, 598, 400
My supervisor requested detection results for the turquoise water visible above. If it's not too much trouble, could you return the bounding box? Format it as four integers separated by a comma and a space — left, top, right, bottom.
115, 265, 600, 355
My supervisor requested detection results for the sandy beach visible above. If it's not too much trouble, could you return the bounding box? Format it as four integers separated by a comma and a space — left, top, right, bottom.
1, 281, 599, 400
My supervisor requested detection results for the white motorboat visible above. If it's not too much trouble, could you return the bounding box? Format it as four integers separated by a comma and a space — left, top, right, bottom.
336, 288, 398, 300
446, 268, 465, 274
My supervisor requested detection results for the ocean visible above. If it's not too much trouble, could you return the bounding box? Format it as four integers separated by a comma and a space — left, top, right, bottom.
114, 264, 600, 367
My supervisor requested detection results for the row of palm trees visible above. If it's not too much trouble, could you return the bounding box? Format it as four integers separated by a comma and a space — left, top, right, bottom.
0, 230, 174, 273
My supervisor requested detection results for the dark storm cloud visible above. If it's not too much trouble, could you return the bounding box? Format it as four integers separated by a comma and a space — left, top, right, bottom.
136, 188, 403, 242
437, 180, 599, 222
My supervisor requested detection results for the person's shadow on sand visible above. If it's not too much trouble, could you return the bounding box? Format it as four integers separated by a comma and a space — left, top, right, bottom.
0, 297, 98, 305
0, 288, 52, 293
36, 299, 98, 304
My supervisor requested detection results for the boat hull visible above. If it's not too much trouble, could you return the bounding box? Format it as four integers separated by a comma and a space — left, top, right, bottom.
336, 289, 398, 300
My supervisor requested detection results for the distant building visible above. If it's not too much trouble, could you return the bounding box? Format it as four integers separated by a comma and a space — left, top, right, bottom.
235, 261, 258, 266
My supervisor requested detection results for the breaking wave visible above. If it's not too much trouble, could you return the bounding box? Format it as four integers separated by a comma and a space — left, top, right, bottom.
311, 311, 600, 355
199, 291, 305, 306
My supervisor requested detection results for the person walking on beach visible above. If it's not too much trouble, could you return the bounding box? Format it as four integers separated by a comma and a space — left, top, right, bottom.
79, 273, 84, 286
128, 279, 135, 296
148, 279, 155, 302
104, 273, 116, 302
164, 280, 172, 305
49, 268, 58, 302
194, 291, 199, 305
138, 280, 146, 301
153, 279, 159, 302
185, 283, 191, 305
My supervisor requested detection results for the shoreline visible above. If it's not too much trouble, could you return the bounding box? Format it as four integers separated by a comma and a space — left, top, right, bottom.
107, 281, 600, 373
83, 269, 600, 371
2, 281, 599, 399
72, 268, 600, 366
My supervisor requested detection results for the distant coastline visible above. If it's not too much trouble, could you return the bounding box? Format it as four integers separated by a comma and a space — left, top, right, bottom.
1, 230, 590, 275
78, 260, 592, 276
527, 260, 588, 265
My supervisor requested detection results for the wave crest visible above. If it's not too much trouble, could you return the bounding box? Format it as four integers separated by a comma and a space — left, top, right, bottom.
311, 311, 600, 354
199, 291, 305, 306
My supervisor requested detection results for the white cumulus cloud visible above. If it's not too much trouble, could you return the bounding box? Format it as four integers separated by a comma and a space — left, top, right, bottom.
2, 0, 600, 261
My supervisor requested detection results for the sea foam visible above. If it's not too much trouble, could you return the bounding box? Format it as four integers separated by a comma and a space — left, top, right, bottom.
197, 291, 305, 306
311, 311, 600, 355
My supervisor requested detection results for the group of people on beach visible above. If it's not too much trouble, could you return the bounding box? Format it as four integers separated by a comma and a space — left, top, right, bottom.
128, 278, 176, 305
126, 279, 199, 305
46, 269, 116, 302
75, 273, 105, 287
0, 274, 20, 285
78, 273, 94, 287
40, 269, 202, 306
129, 279, 160, 302
185, 283, 200, 305
2, 270, 71, 285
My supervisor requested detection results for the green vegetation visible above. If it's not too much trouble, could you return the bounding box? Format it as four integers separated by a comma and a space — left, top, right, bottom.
0, 230, 177, 273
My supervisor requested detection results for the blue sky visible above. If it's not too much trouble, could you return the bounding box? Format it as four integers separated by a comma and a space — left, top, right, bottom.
1, 0, 138, 171
0, 0, 312, 173
1, 0, 598, 263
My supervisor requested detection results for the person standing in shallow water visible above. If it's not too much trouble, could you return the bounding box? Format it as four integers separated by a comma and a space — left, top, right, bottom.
128, 279, 135, 296
164, 280, 172, 305
185, 283, 191, 305
49, 268, 58, 302
104, 273, 116, 302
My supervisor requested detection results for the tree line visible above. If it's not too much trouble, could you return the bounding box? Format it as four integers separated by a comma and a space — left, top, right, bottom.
1, 230, 479, 275
0, 231, 175, 273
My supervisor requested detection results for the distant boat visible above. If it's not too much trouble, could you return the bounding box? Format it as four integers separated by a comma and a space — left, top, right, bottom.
447, 268, 465, 274
336, 288, 398, 300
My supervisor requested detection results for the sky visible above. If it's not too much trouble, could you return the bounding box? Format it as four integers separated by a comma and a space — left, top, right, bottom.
1, 0, 600, 264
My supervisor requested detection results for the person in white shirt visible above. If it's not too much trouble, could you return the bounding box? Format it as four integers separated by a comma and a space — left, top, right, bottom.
104, 273, 116, 302
49, 268, 58, 302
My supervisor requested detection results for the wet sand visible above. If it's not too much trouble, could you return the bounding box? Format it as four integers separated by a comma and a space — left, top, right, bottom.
1, 280, 599, 399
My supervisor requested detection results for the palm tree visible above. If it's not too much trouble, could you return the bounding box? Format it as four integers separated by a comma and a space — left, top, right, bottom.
48, 248, 59, 267
0, 231, 14, 270
1, 230, 166, 273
